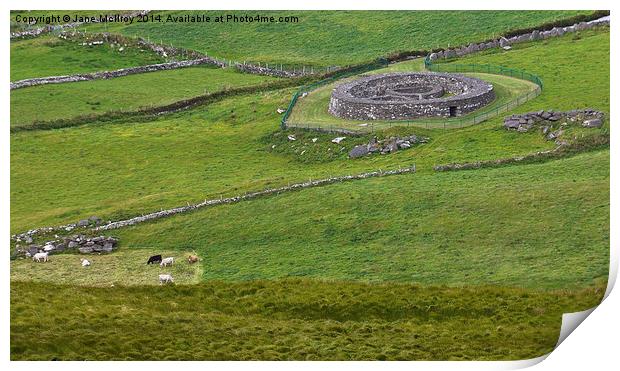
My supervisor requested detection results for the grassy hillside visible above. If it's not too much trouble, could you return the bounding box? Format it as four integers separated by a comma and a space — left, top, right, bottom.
9, 29, 609, 233
438, 28, 610, 114
10, 280, 605, 360
104, 150, 609, 289
10, 35, 164, 80
10, 65, 277, 126
10, 89, 559, 233
81, 10, 591, 66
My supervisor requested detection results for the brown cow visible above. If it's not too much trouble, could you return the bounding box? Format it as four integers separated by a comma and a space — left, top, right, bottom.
188, 255, 199, 264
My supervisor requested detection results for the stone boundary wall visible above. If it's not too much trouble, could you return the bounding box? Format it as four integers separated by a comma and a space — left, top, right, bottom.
433, 132, 609, 172
10, 57, 225, 90
10, 31, 318, 89
433, 146, 564, 172
234, 63, 308, 78
428, 16, 609, 62
329, 72, 495, 120
11, 165, 416, 241
10, 10, 150, 39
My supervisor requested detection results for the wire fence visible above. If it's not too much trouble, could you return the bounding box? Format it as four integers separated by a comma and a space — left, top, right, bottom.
282, 56, 544, 133
280, 59, 390, 129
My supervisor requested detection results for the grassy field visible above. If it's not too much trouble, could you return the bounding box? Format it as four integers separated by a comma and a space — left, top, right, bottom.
103, 149, 609, 289
10, 280, 605, 360
11, 249, 202, 286
287, 64, 539, 130
10, 28, 609, 233
436, 28, 610, 114
10, 65, 277, 126
80, 10, 592, 66
10, 35, 164, 80
11, 21, 610, 233
9, 13, 610, 362
11, 87, 563, 233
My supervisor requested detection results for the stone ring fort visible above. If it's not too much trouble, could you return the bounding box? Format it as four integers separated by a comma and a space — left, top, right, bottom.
328, 72, 495, 120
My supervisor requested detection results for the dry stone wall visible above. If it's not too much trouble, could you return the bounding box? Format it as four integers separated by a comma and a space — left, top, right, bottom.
428, 16, 609, 62
11, 165, 416, 241
10, 58, 224, 90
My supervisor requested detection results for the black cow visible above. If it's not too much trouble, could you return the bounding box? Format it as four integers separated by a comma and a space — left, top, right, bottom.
147, 254, 162, 265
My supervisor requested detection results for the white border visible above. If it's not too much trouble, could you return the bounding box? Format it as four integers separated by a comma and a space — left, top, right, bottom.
3, 1, 617, 370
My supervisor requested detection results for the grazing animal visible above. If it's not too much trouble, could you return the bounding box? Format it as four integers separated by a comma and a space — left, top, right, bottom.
80, 258, 91, 267
160, 257, 174, 267
159, 274, 174, 285
32, 252, 48, 263
188, 255, 199, 264
146, 254, 162, 265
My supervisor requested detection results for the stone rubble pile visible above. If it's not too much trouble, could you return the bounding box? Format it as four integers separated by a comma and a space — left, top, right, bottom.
428, 16, 609, 62
13, 235, 119, 258
349, 135, 429, 158
12, 216, 104, 243
503, 109, 604, 141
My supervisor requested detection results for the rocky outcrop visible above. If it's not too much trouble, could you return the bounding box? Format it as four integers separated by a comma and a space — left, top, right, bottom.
349, 135, 429, 158
13, 235, 119, 258
503, 109, 605, 135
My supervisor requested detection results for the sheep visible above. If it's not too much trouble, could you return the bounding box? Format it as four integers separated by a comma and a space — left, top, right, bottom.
159, 274, 174, 285
32, 252, 48, 263
187, 255, 199, 264
160, 257, 174, 267
80, 258, 91, 267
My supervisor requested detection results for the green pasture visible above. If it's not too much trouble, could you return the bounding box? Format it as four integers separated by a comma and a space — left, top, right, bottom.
10, 248, 202, 286
81, 10, 591, 66
10, 35, 164, 81
10, 65, 277, 126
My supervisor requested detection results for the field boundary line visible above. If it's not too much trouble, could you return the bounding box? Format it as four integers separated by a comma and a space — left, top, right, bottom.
12, 165, 416, 240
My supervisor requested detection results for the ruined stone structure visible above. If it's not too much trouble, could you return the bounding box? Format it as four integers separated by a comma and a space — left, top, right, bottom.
329, 72, 495, 120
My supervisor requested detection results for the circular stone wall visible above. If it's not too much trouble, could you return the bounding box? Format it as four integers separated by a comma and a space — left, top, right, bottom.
328, 72, 495, 120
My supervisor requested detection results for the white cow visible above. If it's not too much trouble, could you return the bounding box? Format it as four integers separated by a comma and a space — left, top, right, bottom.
159, 274, 174, 285
160, 257, 174, 267
32, 252, 49, 262
80, 258, 91, 267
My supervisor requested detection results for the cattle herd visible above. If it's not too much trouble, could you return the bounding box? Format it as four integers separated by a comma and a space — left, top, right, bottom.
30, 250, 200, 285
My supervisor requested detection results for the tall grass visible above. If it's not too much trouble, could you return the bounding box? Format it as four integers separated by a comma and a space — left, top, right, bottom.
10, 279, 605, 360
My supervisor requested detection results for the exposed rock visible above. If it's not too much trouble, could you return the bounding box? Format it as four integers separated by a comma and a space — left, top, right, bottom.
349, 145, 369, 158
583, 118, 603, 128
504, 110, 604, 139
499, 37, 511, 48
